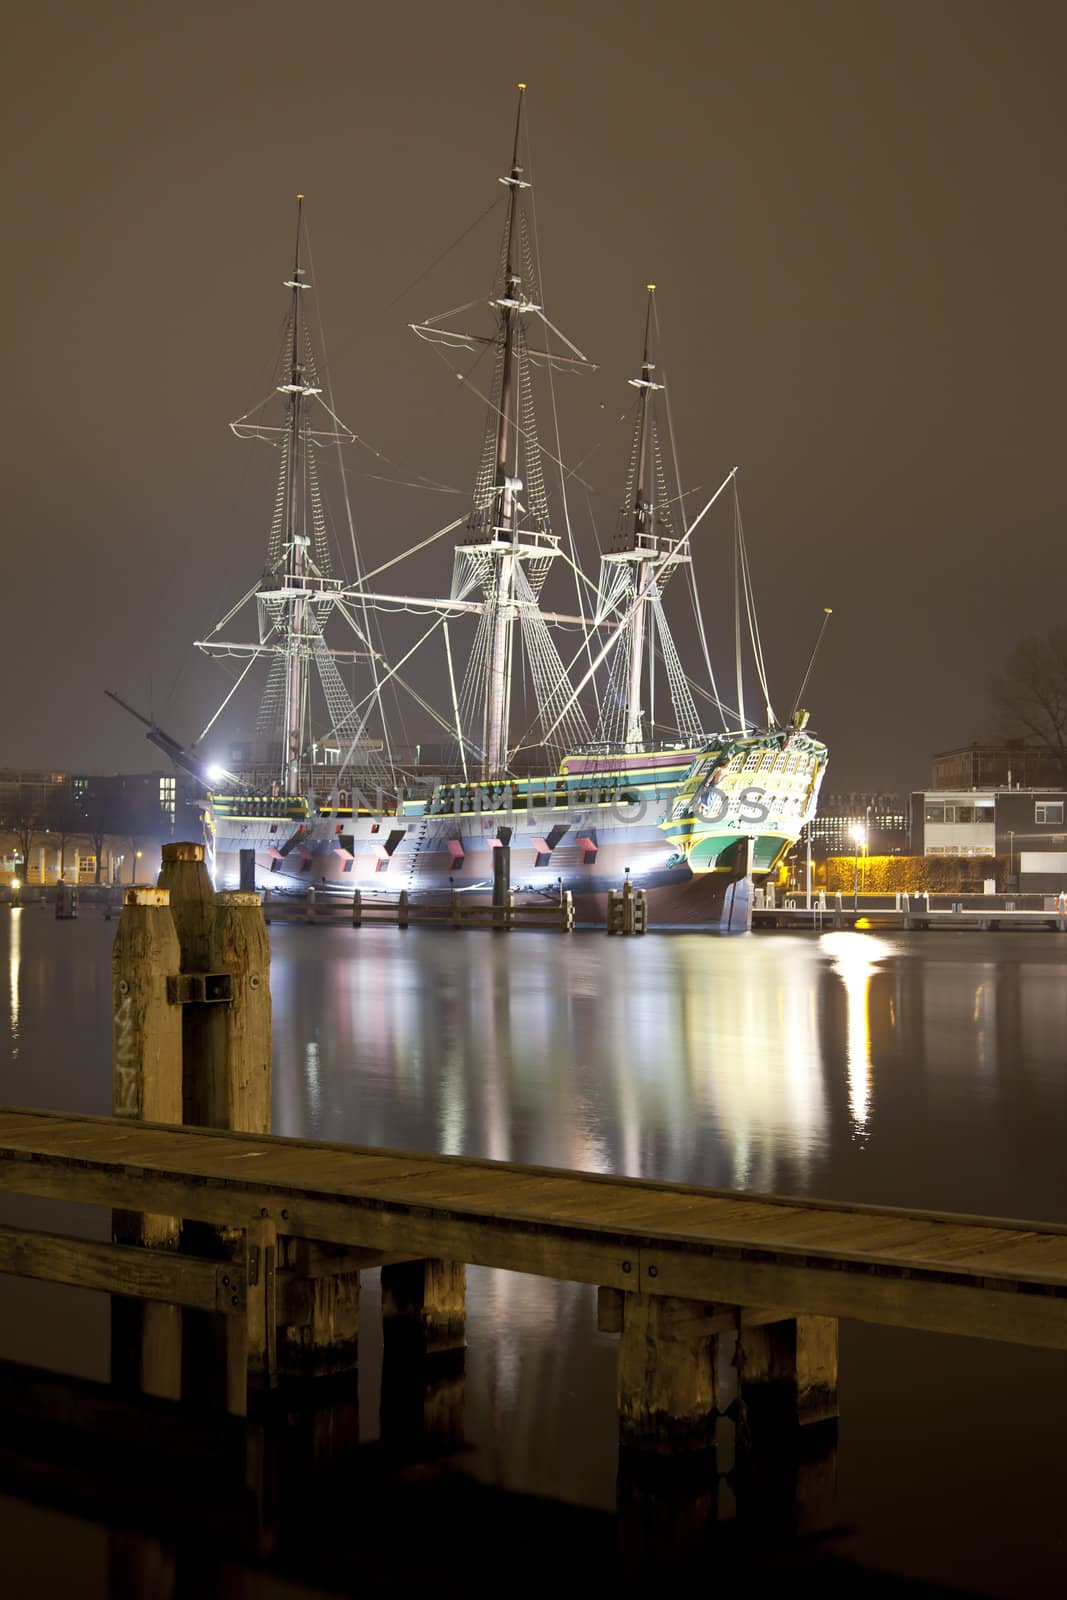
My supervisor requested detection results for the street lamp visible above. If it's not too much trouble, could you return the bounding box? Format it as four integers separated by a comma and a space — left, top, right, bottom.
852, 824, 867, 910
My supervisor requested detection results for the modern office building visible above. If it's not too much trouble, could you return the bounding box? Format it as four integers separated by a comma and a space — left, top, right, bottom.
910, 787, 1067, 890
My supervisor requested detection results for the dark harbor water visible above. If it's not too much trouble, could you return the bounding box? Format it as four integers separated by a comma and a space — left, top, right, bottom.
3, 906, 1067, 1595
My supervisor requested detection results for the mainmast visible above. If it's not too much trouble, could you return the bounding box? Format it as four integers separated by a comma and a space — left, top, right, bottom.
410, 84, 596, 775
279, 196, 316, 797
482, 85, 527, 781
622, 287, 659, 748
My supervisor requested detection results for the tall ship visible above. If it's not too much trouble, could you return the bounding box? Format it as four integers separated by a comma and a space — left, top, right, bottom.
115, 89, 829, 928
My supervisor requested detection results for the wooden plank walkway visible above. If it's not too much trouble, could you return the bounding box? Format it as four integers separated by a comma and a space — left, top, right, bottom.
1, 1107, 1067, 1349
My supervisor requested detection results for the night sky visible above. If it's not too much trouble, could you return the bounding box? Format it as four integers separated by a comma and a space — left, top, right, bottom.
3, 0, 1065, 792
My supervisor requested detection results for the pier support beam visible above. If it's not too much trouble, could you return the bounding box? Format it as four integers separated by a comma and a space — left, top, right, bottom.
110, 886, 183, 1402
381, 1258, 466, 1358
736, 1314, 839, 1431
615, 1293, 719, 1455
276, 1240, 360, 1380
380, 1259, 466, 1451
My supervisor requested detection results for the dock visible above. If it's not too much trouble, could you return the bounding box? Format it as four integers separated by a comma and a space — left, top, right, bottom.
2, 1107, 1067, 1388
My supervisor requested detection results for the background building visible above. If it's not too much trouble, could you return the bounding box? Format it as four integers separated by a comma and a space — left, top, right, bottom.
803, 792, 909, 857
930, 742, 1061, 789
0, 768, 196, 883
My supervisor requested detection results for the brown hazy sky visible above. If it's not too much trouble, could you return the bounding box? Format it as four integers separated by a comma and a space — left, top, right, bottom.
2, 0, 1065, 790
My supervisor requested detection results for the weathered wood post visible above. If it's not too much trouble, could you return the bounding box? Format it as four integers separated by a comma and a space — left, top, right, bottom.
380, 1258, 466, 1450
239, 848, 256, 893
607, 888, 620, 933
157, 842, 216, 1127
734, 1315, 839, 1539
492, 828, 511, 930
111, 886, 184, 1401
608, 1291, 719, 1455
204, 891, 271, 1133
562, 889, 575, 931
397, 889, 409, 928
450, 888, 463, 927
351, 887, 362, 927
621, 878, 636, 935
736, 1314, 838, 1432
305, 886, 317, 923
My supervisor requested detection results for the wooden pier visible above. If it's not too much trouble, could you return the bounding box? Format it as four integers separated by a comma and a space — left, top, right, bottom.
2, 1108, 1067, 1414
754, 898, 1067, 932
10, 843, 1067, 1541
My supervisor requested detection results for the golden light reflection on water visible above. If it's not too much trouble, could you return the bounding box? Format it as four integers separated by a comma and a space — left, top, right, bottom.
7, 908, 20, 1057
820, 932, 894, 1135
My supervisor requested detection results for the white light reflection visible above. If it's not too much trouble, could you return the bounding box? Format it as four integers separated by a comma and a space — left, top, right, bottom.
674, 940, 827, 1192
304, 1040, 321, 1124
821, 931, 893, 1136
8, 907, 20, 1057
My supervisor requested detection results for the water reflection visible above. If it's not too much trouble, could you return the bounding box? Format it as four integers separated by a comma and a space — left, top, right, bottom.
7, 908, 20, 1058
268, 932, 831, 1194
820, 932, 893, 1137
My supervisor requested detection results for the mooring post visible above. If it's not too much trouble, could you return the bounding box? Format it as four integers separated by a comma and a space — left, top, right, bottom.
492, 829, 511, 931
450, 889, 463, 927
351, 887, 362, 927
111, 886, 183, 1401
562, 889, 575, 931
397, 889, 409, 928
305, 886, 316, 924
204, 891, 272, 1133
239, 848, 256, 893
622, 878, 636, 935
157, 842, 215, 1126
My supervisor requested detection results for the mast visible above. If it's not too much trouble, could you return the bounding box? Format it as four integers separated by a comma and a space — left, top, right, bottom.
482, 84, 527, 780
280, 196, 312, 797
622, 286, 658, 748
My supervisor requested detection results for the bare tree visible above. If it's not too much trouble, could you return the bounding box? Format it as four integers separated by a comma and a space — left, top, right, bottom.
44, 788, 83, 881
991, 628, 1067, 784
1, 801, 41, 882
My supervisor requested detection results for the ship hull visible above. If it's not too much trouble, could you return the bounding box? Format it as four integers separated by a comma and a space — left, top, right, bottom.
204, 731, 827, 930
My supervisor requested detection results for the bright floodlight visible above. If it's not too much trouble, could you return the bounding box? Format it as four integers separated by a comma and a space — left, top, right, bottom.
10, 879, 20, 891
207, 765, 224, 785
852, 825, 867, 847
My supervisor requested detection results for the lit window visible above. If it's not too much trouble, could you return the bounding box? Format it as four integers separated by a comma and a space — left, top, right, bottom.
1036, 802, 1064, 825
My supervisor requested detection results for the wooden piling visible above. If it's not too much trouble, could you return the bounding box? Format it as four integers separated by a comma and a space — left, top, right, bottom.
381, 1258, 466, 1358
276, 1239, 360, 1380
305, 887, 316, 923
111, 886, 183, 1401
397, 889, 409, 928
737, 1314, 839, 1430
616, 1293, 719, 1455
351, 887, 362, 926
204, 891, 272, 1134
157, 841, 216, 1127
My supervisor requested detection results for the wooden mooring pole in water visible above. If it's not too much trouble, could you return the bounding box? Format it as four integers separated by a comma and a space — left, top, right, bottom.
111, 886, 183, 1401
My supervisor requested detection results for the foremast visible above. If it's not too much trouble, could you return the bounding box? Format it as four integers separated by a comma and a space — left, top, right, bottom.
596, 288, 701, 752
